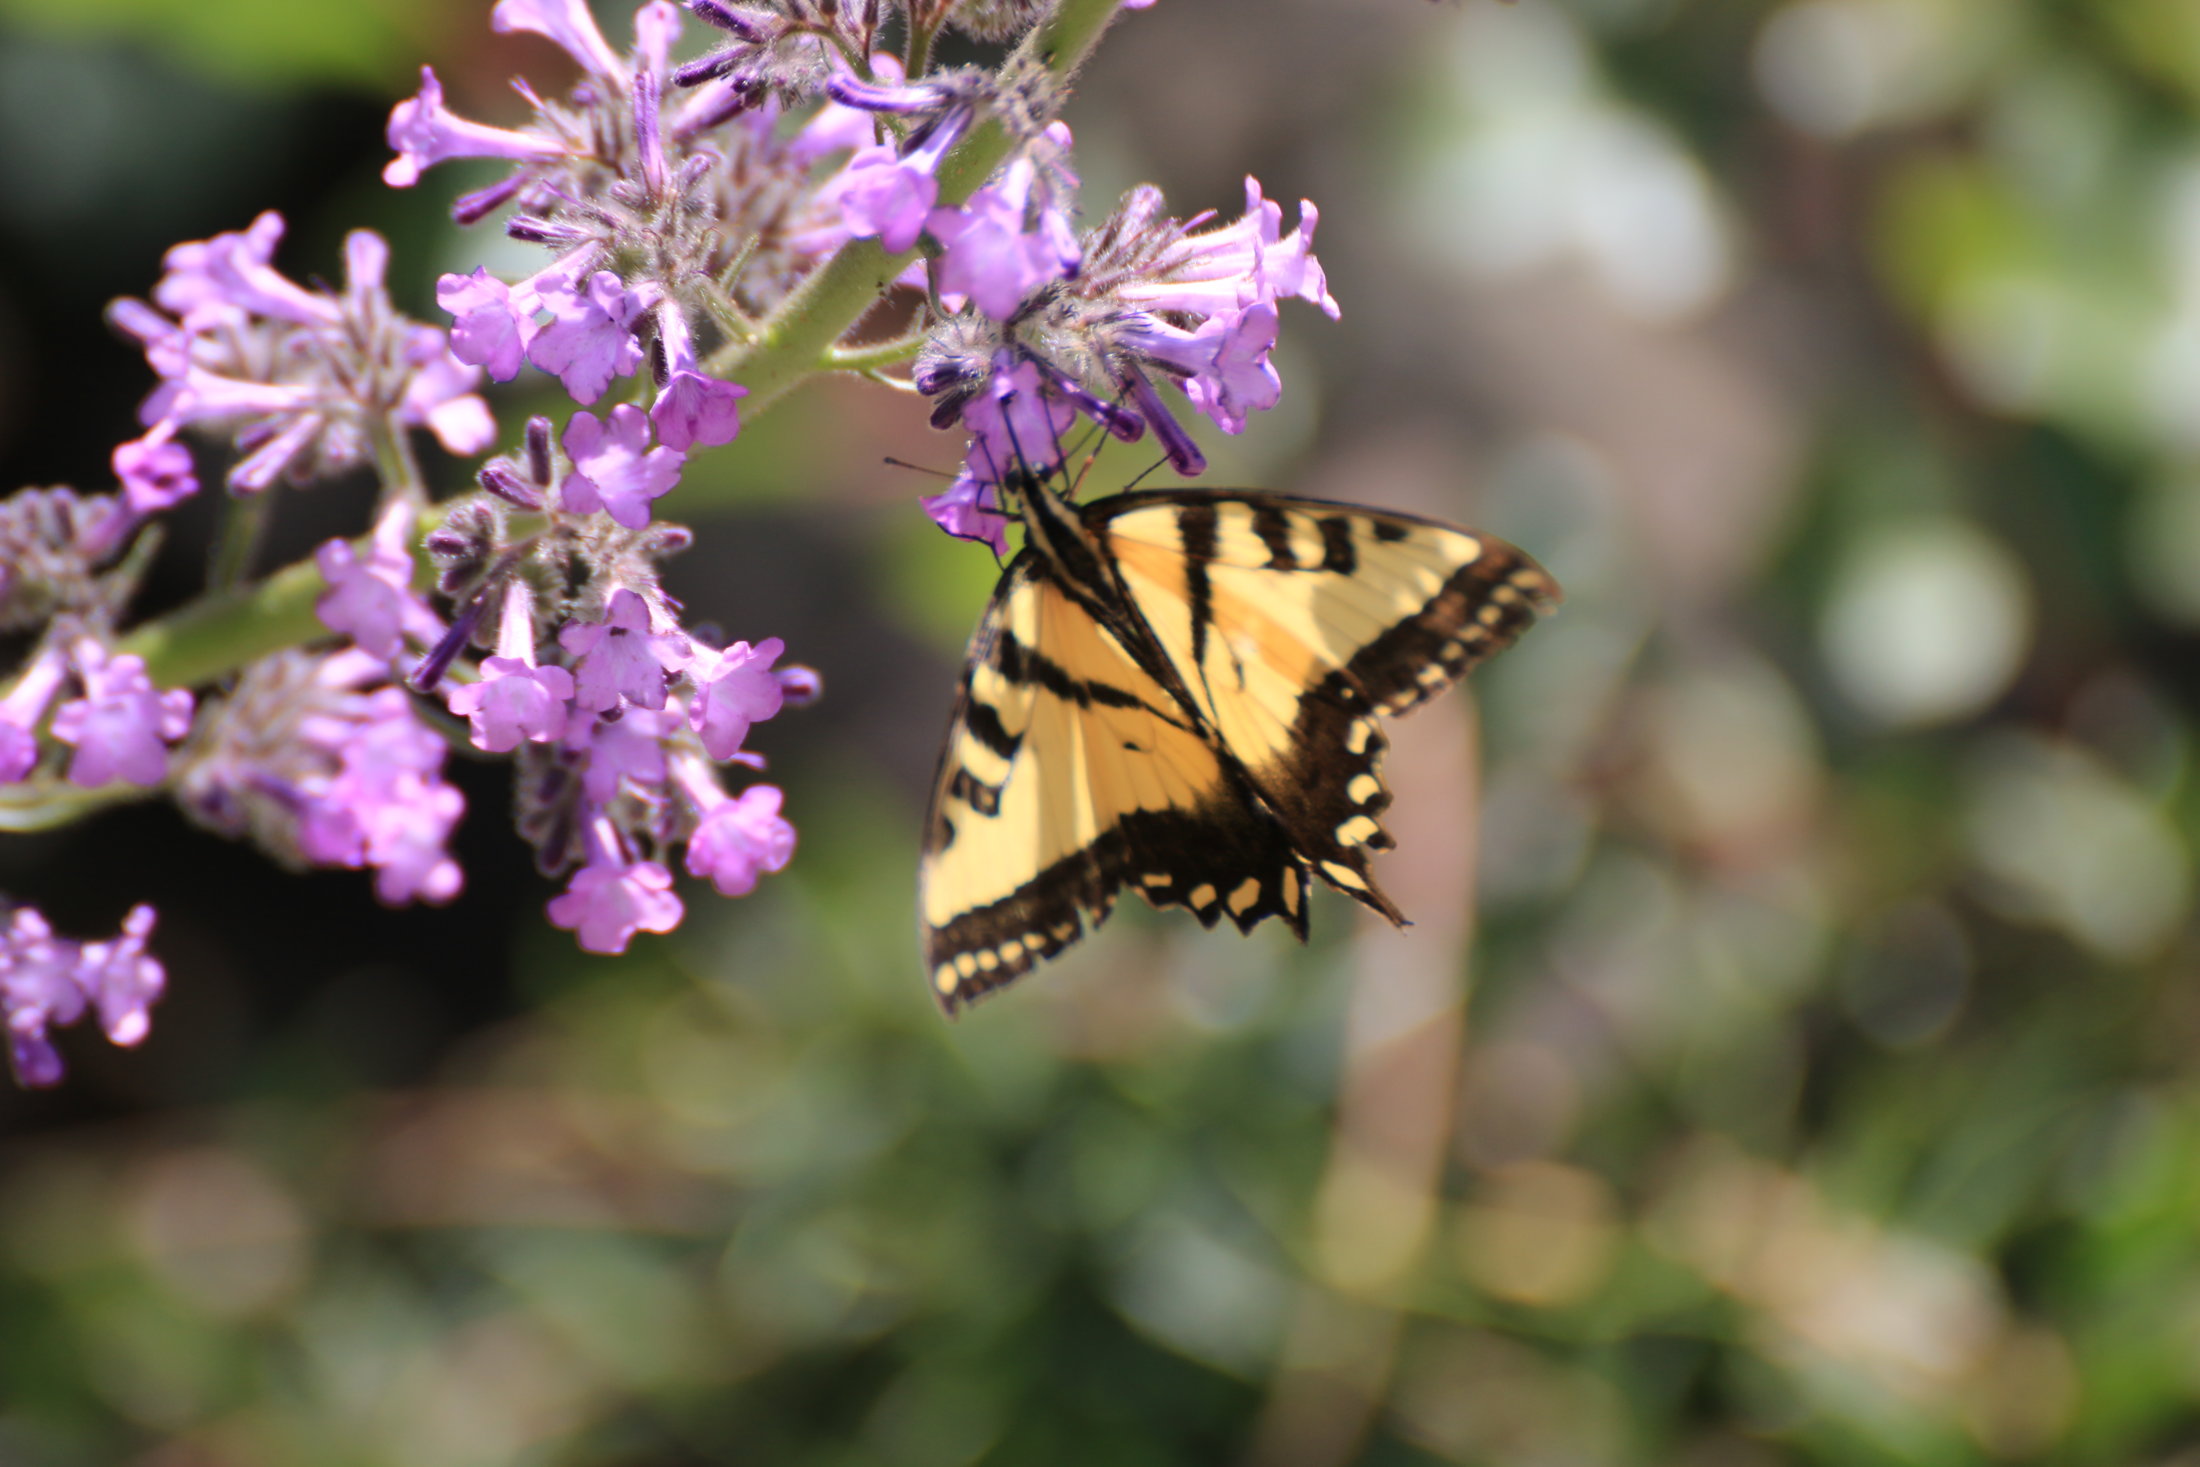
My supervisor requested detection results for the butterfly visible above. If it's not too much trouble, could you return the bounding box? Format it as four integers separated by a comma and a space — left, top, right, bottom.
919, 464, 1559, 1011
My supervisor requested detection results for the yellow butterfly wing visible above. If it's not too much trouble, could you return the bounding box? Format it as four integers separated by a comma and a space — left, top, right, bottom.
1091, 490, 1560, 918
919, 552, 1311, 1012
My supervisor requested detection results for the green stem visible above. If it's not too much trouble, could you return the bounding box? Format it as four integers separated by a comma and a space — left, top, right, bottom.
0, 779, 151, 833
372, 412, 427, 507
823, 331, 929, 372
119, 554, 328, 691
906, 15, 937, 78
708, 0, 1126, 410
209, 488, 276, 592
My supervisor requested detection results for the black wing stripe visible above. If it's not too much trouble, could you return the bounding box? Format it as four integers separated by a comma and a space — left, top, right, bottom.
928, 799, 1310, 1013
1251, 505, 1299, 569
1179, 502, 1218, 676
1317, 515, 1357, 573
996, 628, 1162, 715
961, 696, 1022, 760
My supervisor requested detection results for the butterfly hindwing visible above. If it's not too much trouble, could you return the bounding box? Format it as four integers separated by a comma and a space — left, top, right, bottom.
919, 554, 1310, 1012
1092, 491, 1559, 914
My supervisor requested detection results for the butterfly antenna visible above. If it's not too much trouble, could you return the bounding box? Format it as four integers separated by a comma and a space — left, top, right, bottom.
883, 455, 955, 481
890, 451, 1012, 560
1118, 455, 1170, 493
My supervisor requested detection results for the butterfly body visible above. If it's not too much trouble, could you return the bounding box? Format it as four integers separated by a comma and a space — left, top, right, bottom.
920, 469, 1558, 1012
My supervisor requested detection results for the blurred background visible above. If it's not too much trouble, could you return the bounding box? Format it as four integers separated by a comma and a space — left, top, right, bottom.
1, 0, 2196, 1461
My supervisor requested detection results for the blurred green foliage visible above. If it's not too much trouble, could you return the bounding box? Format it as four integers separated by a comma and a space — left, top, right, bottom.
0, 0, 450, 90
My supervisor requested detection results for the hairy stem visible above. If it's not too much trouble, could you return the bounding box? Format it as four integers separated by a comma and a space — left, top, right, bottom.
823, 330, 929, 372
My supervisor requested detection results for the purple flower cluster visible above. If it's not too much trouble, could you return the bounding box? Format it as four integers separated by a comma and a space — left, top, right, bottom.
2, 640, 193, 791
175, 649, 465, 907
0, 905, 164, 1087
108, 216, 492, 504
913, 176, 1337, 538
415, 411, 807, 954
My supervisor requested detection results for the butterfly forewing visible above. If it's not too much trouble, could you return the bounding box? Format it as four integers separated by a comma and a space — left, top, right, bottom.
1092, 492, 1559, 915
919, 556, 1310, 1012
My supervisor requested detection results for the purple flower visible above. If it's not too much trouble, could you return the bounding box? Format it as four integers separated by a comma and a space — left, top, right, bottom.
0, 904, 166, 1088
559, 588, 688, 713
447, 583, 574, 752
364, 776, 467, 906
963, 353, 1079, 482
452, 658, 577, 753
114, 215, 494, 490
113, 429, 197, 514
634, 0, 683, 78
293, 685, 465, 905
837, 146, 942, 254
196, 218, 340, 329
0, 724, 34, 784
561, 404, 685, 528
49, 641, 193, 789
650, 305, 746, 452
831, 102, 974, 254
179, 651, 466, 907
577, 704, 675, 805
76, 904, 165, 1047
437, 268, 534, 382
1118, 177, 1338, 321
1115, 302, 1281, 435
384, 66, 576, 188
315, 504, 437, 660
0, 648, 67, 785
548, 824, 684, 954
152, 210, 285, 320
688, 636, 785, 760
681, 776, 795, 897
1, 909, 81, 1087
491, 0, 625, 80
928, 157, 1079, 320
922, 470, 1009, 557
530, 270, 657, 404
398, 328, 497, 455
1180, 303, 1282, 433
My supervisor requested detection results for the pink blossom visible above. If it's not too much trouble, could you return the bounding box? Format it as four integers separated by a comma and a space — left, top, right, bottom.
929, 159, 1079, 320
113, 430, 197, 514
549, 851, 684, 954
685, 782, 795, 897
578, 704, 675, 805
451, 659, 577, 752
293, 686, 465, 905
649, 305, 746, 452
491, 0, 625, 80
688, 637, 785, 760
836, 145, 941, 253
49, 642, 193, 789
384, 67, 575, 188
529, 271, 656, 405
561, 404, 684, 528
922, 470, 1009, 557
0, 904, 166, 1088
437, 268, 534, 381
0, 647, 66, 785
315, 504, 437, 660
963, 353, 1079, 482
559, 588, 688, 713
